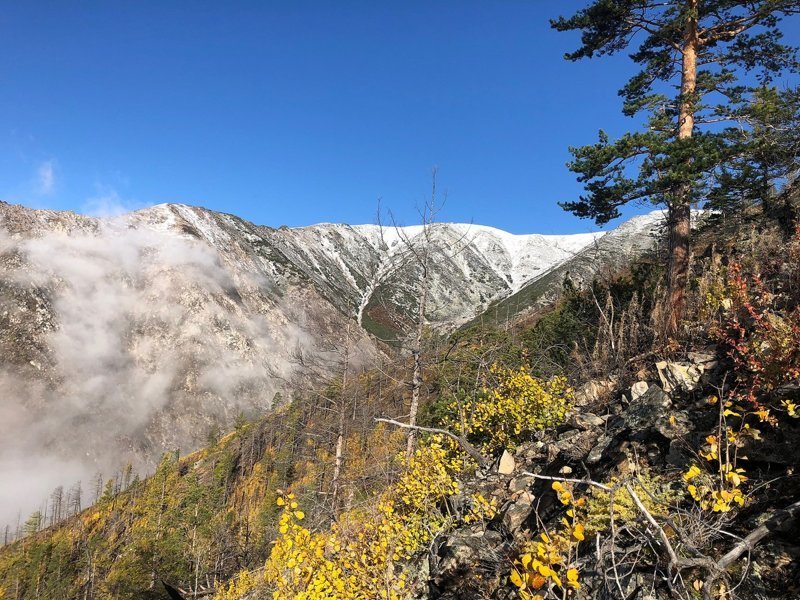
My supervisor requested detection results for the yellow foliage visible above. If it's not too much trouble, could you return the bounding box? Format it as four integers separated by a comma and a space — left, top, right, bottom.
463, 492, 498, 525
684, 463, 746, 513
213, 569, 261, 600
251, 440, 463, 599
394, 441, 460, 509
684, 397, 758, 513
443, 365, 573, 454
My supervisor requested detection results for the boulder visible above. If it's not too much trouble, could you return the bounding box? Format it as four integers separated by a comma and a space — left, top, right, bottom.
687, 351, 718, 370
574, 376, 617, 406
555, 429, 602, 461
432, 529, 506, 597
508, 475, 535, 494
503, 498, 533, 533
624, 385, 672, 431
655, 409, 692, 440
568, 412, 605, 430
666, 439, 692, 468
587, 433, 614, 465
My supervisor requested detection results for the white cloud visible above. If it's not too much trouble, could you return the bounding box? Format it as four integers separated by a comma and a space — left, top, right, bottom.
35, 160, 55, 195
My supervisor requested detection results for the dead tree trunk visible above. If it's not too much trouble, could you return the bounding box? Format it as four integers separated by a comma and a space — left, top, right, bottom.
330, 323, 351, 517
406, 250, 429, 459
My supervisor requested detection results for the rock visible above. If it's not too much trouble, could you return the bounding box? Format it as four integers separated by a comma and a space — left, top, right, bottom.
687, 351, 718, 369
433, 529, 506, 597
557, 429, 582, 443
508, 475, 535, 494
498, 450, 515, 475
666, 439, 691, 468
656, 360, 703, 393
624, 385, 672, 431
555, 429, 602, 461
574, 376, 617, 406
655, 410, 692, 440
630, 381, 650, 400
568, 412, 605, 430
519, 442, 547, 463
503, 500, 532, 533
587, 433, 614, 465
559, 465, 573, 475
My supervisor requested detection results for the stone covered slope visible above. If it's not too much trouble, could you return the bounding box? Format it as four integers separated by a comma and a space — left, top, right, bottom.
257, 218, 604, 339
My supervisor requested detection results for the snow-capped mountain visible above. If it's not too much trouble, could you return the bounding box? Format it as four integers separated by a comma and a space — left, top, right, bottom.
0, 201, 661, 523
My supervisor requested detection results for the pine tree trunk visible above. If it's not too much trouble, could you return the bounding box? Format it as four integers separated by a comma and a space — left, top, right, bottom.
665, 1, 698, 338
666, 201, 691, 336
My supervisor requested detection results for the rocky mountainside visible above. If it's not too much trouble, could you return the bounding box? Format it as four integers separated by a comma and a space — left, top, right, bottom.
0, 201, 660, 525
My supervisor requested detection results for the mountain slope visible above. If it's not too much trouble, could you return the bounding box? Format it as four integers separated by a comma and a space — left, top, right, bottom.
0, 201, 660, 526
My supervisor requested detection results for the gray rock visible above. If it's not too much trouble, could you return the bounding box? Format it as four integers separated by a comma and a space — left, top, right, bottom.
433, 529, 505, 592
557, 428, 604, 462
587, 433, 614, 465
503, 500, 532, 533
508, 475, 535, 494
568, 412, 605, 430
655, 410, 692, 440
624, 385, 672, 431
666, 439, 691, 468
687, 351, 718, 369
574, 377, 618, 406
557, 429, 582, 443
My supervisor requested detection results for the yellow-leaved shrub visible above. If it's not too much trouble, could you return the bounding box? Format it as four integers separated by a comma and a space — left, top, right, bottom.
442, 365, 573, 454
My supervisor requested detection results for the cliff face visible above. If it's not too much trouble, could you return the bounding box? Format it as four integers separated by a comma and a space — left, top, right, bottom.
0, 201, 659, 523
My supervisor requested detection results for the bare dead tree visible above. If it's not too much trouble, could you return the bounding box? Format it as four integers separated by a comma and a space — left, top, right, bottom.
49, 485, 64, 527
330, 322, 352, 518
68, 481, 82, 516
381, 168, 474, 458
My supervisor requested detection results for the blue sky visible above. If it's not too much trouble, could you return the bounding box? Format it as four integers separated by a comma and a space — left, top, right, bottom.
1, 2, 798, 234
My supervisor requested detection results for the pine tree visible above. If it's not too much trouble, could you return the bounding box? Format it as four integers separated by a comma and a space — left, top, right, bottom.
22, 511, 42, 537
552, 1, 800, 336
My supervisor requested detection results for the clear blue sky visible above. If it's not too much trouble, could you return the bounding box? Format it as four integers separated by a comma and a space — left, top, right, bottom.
1, 2, 798, 234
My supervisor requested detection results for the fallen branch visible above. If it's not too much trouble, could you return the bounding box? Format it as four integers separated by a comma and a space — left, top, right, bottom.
716, 497, 800, 570
520, 471, 613, 491
375, 418, 490, 468
625, 483, 681, 571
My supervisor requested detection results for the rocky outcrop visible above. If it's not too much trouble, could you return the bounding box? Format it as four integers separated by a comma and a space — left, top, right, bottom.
414, 357, 800, 599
